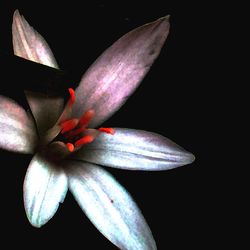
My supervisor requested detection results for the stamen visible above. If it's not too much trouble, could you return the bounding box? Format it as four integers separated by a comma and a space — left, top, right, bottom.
79, 110, 95, 127
66, 143, 74, 152
56, 87, 76, 124
98, 127, 115, 135
60, 119, 78, 134
64, 126, 86, 139
68, 88, 75, 106
75, 135, 94, 147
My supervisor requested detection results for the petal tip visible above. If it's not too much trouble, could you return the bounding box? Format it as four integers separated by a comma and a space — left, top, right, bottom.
188, 152, 196, 164
30, 220, 43, 228
25, 209, 43, 228
13, 9, 22, 21
182, 151, 195, 166
154, 14, 170, 28
159, 14, 171, 21
13, 9, 20, 16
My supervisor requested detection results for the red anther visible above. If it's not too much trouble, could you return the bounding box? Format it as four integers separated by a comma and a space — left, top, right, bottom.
98, 127, 115, 135
64, 126, 86, 139
66, 143, 74, 152
68, 88, 75, 106
75, 135, 94, 147
79, 110, 95, 127
60, 119, 78, 134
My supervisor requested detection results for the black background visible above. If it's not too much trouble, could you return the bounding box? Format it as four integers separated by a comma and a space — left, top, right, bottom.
0, 1, 217, 249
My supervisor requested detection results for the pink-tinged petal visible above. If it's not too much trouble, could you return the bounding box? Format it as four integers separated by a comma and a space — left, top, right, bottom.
0, 95, 37, 153
72, 16, 170, 128
23, 153, 68, 227
66, 162, 156, 250
72, 128, 195, 171
12, 9, 58, 68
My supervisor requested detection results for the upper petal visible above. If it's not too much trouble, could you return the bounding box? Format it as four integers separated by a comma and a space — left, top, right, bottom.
12, 9, 58, 68
23, 153, 68, 227
72, 16, 170, 128
0, 95, 37, 153
66, 162, 156, 250
72, 128, 195, 171
12, 10, 63, 135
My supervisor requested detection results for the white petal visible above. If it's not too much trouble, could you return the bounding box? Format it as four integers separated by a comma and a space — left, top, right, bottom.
72, 128, 195, 171
66, 162, 156, 250
24, 153, 68, 227
12, 10, 64, 134
0, 95, 37, 153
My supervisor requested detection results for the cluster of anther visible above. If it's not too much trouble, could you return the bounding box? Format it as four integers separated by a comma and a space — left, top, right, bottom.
59, 88, 115, 152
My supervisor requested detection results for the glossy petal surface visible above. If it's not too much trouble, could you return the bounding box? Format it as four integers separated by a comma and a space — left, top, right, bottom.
67, 162, 156, 250
12, 10, 63, 135
0, 95, 37, 153
72, 16, 170, 128
23, 153, 68, 227
72, 128, 195, 171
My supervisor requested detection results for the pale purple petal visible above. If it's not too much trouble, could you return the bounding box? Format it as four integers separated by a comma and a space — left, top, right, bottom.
72, 128, 195, 171
0, 95, 37, 153
23, 153, 68, 227
12, 10, 63, 134
72, 16, 170, 128
66, 162, 156, 250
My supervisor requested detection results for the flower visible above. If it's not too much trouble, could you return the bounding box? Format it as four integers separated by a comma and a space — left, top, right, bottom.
0, 10, 195, 250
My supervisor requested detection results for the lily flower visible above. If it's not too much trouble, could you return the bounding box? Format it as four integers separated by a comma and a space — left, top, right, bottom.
0, 10, 195, 250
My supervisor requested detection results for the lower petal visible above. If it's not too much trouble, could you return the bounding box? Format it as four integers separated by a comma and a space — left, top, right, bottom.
72, 128, 195, 171
66, 161, 156, 250
23, 153, 68, 227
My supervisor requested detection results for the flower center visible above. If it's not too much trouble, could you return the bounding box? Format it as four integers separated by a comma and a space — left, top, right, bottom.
58, 88, 115, 152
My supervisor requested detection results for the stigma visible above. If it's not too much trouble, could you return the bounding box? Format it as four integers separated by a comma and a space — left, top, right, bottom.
59, 88, 115, 152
